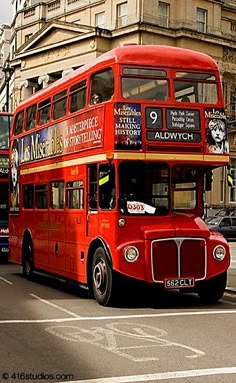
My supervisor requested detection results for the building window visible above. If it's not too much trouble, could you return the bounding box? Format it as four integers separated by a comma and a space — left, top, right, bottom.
117, 2, 127, 28
197, 8, 207, 33
158, 2, 170, 28
25, 33, 33, 43
230, 87, 236, 118
95, 12, 105, 28
231, 21, 236, 32
230, 160, 236, 203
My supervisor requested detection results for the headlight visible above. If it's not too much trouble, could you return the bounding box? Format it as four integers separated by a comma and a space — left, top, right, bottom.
213, 245, 226, 261
124, 246, 139, 262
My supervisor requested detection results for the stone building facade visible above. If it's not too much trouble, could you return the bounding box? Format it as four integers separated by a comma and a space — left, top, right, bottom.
2, 0, 236, 211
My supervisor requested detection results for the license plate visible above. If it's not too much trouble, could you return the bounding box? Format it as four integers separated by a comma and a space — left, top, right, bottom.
164, 278, 195, 289
1, 248, 9, 253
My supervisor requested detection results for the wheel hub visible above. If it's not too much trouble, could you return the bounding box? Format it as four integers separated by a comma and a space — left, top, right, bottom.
93, 260, 107, 294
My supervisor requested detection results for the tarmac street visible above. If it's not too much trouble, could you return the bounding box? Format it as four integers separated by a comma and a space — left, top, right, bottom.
0, 256, 236, 382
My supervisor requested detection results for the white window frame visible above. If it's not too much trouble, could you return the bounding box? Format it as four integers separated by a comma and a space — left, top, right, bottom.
95, 12, 105, 28
197, 8, 207, 33
158, 2, 170, 28
117, 2, 128, 28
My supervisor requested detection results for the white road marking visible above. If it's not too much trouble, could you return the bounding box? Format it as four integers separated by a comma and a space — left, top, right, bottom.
0, 309, 236, 324
29, 294, 80, 318
45, 323, 205, 362
56, 367, 236, 382
0, 276, 13, 285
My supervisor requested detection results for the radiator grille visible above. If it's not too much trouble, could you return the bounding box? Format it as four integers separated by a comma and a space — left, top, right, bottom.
151, 238, 206, 282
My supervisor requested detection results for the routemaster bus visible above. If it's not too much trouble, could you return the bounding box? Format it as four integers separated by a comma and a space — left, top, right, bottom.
0, 112, 13, 260
9, 44, 230, 305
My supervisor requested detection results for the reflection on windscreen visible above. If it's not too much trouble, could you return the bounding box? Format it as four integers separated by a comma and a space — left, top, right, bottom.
119, 162, 169, 215
172, 165, 200, 210
173, 182, 196, 209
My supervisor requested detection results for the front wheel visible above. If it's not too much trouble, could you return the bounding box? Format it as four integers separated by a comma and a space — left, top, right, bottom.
196, 272, 227, 304
92, 247, 115, 306
22, 241, 34, 279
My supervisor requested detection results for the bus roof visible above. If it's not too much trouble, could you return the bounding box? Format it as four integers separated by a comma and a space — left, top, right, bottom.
16, 44, 219, 110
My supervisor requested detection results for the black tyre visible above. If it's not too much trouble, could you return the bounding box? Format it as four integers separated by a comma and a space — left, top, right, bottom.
92, 247, 115, 306
22, 241, 34, 279
197, 272, 227, 304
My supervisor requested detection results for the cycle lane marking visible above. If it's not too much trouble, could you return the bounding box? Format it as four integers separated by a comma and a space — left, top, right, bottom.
45, 322, 205, 362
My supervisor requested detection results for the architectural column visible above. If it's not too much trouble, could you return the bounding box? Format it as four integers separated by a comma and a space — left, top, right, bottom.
19, 79, 36, 99
62, 68, 73, 77
38, 74, 56, 88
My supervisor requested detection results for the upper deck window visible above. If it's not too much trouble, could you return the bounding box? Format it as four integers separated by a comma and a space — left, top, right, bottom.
14, 111, 24, 135
123, 68, 166, 77
26, 105, 36, 131
53, 90, 67, 120
38, 99, 51, 126
122, 68, 168, 101
90, 69, 114, 105
70, 80, 87, 113
174, 72, 218, 104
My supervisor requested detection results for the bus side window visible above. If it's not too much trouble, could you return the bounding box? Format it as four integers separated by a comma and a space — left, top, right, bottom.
90, 68, 114, 105
50, 181, 65, 209
35, 184, 48, 209
53, 90, 67, 120
26, 105, 36, 130
66, 180, 84, 209
70, 80, 87, 113
23, 184, 34, 209
14, 111, 24, 135
38, 98, 51, 126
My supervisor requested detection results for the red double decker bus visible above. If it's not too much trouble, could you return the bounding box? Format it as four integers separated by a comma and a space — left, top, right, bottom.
9, 44, 230, 305
0, 112, 13, 260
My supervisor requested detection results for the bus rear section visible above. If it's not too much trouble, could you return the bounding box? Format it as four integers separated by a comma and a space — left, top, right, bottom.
0, 112, 12, 260
0, 182, 9, 260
